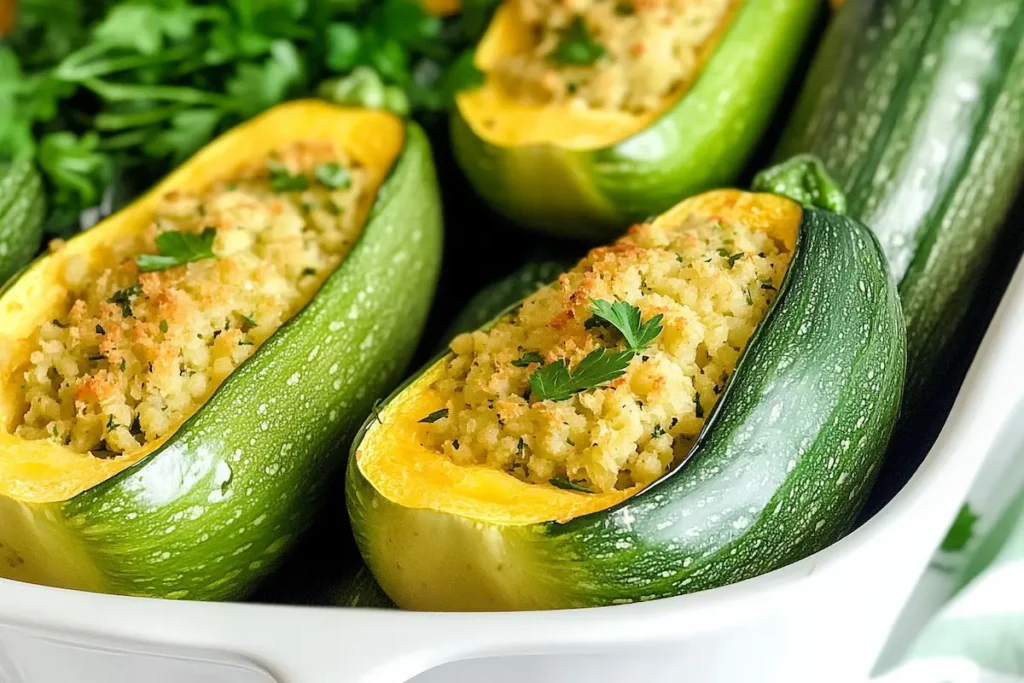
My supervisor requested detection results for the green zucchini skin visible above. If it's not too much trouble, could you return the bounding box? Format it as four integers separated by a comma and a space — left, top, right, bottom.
438, 260, 569, 350
450, 0, 821, 240
347, 207, 905, 611
0, 158, 45, 285
774, 0, 1024, 402
0, 123, 443, 600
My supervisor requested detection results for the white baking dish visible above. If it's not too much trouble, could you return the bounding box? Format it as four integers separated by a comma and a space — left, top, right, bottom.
2, 257, 1022, 683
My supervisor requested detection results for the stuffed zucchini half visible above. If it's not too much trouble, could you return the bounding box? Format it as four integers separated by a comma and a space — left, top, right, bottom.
451, 0, 821, 239
348, 161, 905, 611
0, 101, 443, 600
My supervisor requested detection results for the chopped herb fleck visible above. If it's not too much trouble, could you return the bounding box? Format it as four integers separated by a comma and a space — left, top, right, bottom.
239, 340, 254, 346
88, 354, 105, 361
268, 164, 309, 192
760, 278, 777, 290
512, 351, 544, 368
51, 319, 67, 328
452, 439, 460, 450
550, 16, 606, 66
95, 324, 105, 335
727, 252, 744, 269
238, 312, 258, 332
614, 2, 635, 15
326, 200, 343, 216
119, 359, 127, 372
695, 391, 705, 418
744, 287, 753, 305
566, 438, 576, 446
301, 267, 317, 277
517, 437, 526, 459
106, 415, 120, 431
418, 408, 449, 424
107, 284, 142, 318
159, 320, 169, 334
549, 477, 592, 493
651, 425, 666, 439
315, 162, 351, 189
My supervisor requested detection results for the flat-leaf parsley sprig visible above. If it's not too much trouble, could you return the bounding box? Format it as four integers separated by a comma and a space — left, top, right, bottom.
528, 299, 663, 402
136, 227, 217, 272
587, 298, 664, 351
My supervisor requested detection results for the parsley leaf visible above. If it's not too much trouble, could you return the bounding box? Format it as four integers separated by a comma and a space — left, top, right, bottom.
418, 408, 449, 424
315, 162, 351, 189
511, 351, 544, 368
549, 16, 606, 66
529, 348, 634, 402
136, 227, 217, 272
549, 476, 592, 493
268, 164, 310, 192
588, 299, 664, 352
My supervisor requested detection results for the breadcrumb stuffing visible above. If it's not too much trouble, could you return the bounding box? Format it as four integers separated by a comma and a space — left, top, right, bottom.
492, 0, 736, 113
15, 141, 368, 457
424, 212, 790, 493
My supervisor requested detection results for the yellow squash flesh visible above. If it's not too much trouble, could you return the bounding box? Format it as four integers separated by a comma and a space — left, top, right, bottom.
356, 189, 801, 526
0, 101, 405, 504
457, 0, 743, 150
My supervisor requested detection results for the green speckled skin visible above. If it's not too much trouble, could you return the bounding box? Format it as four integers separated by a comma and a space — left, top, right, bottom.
438, 260, 569, 350
450, 0, 821, 240
0, 123, 443, 600
0, 159, 45, 285
775, 0, 1024, 402
348, 208, 906, 611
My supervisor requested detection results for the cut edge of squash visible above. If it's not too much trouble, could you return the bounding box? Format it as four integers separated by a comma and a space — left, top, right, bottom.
356, 189, 801, 526
0, 101, 405, 504
455, 0, 744, 150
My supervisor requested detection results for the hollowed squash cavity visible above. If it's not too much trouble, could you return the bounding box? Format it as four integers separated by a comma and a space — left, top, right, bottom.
0, 102, 404, 504
356, 190, 800, 526
457, 0, 743, 149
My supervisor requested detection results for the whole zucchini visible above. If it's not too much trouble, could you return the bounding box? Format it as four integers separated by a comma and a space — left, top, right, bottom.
451, 0, 821, 239
774, 0, 1024, 402
0, 101, 443, 600
0, 158, 45, 285
347, 161, 905, 611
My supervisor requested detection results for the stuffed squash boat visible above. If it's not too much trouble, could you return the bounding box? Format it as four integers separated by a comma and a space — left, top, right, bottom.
348, 160, 905, 610
0, 101, 443, 600
451, 0, 820, 238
